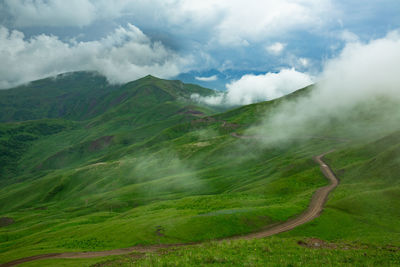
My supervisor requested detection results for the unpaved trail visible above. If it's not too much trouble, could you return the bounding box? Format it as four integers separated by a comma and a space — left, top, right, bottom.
1, 151, 339, 266
228, 150, 339, 240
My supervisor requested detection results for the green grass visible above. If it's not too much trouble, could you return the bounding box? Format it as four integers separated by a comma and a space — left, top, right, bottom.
16, 237, 400, 267
121, 238, 400, 267
0, 138, 331, 263
0, 72, 219, 123
0, 74, 400, 266
283, 132, 400, 245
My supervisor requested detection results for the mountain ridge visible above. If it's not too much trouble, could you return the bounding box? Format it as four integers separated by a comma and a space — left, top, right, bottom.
0, 71, 218, 123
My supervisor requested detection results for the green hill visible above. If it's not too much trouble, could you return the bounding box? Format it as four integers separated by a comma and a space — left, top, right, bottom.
0, 72, 115, 122
0, 71, 218, 123
0, 74, 399, 266
0, 73, 220, 181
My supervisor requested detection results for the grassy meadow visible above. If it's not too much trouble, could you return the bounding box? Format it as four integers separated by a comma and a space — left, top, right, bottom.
0, 73, 399, 266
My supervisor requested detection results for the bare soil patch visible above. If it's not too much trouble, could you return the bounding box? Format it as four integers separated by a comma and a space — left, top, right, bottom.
297, 238, 338, 249
0, 217, 14, 227
89, 136, 114, 152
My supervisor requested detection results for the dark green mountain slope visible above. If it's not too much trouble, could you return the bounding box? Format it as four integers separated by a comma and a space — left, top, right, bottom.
0, 72, 117, 122
0, 72, 217, 123
0, 73, 220, 182
0, 119, 73, 180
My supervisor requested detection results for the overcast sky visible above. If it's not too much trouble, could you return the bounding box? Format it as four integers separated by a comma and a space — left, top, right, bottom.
0, 0, 399, 101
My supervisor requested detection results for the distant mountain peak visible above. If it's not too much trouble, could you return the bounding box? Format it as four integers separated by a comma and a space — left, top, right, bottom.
0, 71, 217, 122
143, 74, 159, 80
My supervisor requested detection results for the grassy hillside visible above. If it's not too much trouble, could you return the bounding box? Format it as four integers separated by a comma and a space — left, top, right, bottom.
0, 73, 220, 182
289, 131, 400, 243
0, 75, 399, 266
0, 119, 73, 180
0, 72, 116, 122
0, 72, 218, 123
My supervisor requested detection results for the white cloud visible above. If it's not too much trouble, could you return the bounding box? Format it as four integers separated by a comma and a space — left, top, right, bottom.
224, 69, 313, 104
284, 53, 313, 70
266, 42, 286, 55
3, 0, 132, 27
3, 0, 334, 47
193, 68, 313, 105
317, 30, 400, 108
0, 24, 187, 89
339, 29, 359, 43
211, 0, 333, 46
195, 75, 218, 82
298, 58, 309, 67
4, 0, 97, 27
252, 30, 400, 144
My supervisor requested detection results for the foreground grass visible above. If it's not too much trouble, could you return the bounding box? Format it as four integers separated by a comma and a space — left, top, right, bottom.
0, 133, 335, 264
17, 237, 400, 266
283, 132, 400, 246
8, 131, 400, 266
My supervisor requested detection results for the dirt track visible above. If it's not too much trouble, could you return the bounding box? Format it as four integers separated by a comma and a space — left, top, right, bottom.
1, 151, 339, 266
230, 150, 339, 239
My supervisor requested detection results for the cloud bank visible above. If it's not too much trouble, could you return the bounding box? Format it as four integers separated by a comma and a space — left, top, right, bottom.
3, 0, 333, 46
0, 24, 186, 89
5, 0, 97, 27
3, 0, 123, 27
192, 69, 313, 106
251, 30, 400, 143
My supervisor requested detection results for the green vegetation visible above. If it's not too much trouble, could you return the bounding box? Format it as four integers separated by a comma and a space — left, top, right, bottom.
15, 238, 400, 266
0, 119, 70, 179
289, 131, 400, 244
0, 72, 399, 266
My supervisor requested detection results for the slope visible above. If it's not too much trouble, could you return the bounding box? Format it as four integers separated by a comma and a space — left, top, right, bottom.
0, 78, 399, 266
0, 73, 219, 183
0, 82, 336, 263
0, 72, 117, 122
0, 72, 218, 123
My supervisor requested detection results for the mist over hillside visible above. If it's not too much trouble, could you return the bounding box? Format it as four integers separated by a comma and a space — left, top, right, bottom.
250, 31, 400, 145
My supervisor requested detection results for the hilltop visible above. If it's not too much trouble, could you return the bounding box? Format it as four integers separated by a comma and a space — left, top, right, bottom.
0, 71, 218, 123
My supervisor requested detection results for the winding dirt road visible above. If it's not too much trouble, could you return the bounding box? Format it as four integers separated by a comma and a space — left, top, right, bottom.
231, 150, 339, 240
1, 151, 339, 266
